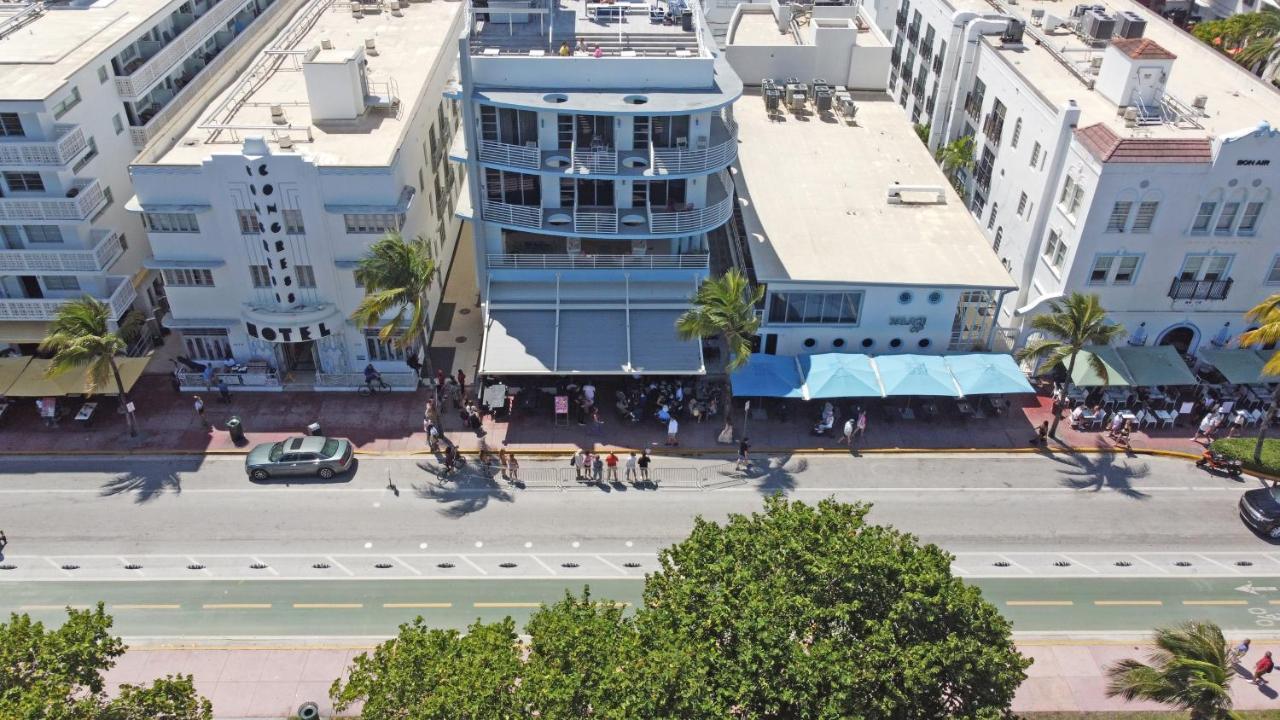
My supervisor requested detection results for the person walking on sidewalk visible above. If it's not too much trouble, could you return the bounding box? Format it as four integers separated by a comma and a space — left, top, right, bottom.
456, 369, 467, 399
625, 452, 638, 485
605, 452, 619, 483
1254, 651, 1274, 685
666, 417, 679, 446
736, 437, 752, 471
841, 418, 854, 446
853, 408, 867, 443
638, 449, 651, 485
1229, 638, 1251, 666
193, 395, 208, 427
507, 454, 520, 484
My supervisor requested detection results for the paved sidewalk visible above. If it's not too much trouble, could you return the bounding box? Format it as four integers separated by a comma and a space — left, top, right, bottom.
100, 641, 1280, 718
0, 374, 1214, 458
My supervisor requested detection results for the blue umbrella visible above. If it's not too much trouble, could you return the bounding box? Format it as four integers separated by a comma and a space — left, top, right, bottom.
945, 353, 1034, 396
800, 353, 883, 398
729, 353, 806, 398
875, 354, 961, 397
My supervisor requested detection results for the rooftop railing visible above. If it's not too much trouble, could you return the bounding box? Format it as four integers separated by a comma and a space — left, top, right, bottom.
488, 253, 709, 269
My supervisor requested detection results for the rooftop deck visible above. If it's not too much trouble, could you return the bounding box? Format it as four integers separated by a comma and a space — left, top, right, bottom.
469, 0, 704, 57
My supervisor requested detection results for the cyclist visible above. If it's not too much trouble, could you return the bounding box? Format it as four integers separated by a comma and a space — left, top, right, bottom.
363, 364, 383, 392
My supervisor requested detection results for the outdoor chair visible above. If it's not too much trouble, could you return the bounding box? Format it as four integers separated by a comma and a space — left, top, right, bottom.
1155, 409, 1177, 429
1139, 409, 1157, 430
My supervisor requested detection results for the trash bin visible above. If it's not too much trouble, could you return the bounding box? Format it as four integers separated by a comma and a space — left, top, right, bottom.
680, 9, 692, 30
225, 415, 245, 444
307, 421, 322, 436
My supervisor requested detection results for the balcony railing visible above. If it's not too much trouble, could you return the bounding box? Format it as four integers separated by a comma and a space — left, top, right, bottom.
0, 276, 136, 321
575, 208, 618, 234
0, 179, 105, 222
649, 190, 734, 234
651, 136, 737, 174
316, 372, 418, 389
482, 200, 543, 229
1168, 277, 1233, 301
572, 148, 618, 174
488, 253, 710, 269
0, 125, 87, 167
0, 229, 125, 274
114, 0, 250, 98
478, 139, 541, 170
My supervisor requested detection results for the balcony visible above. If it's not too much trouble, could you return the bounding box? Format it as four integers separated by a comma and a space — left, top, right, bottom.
488, 253, 709, 269
483, 200, 543, 229
0, 179, 105, 223
572, 148, 618, 174
0, 125, 87, 168
0, 276, 136, 321
478, 140, 541, 170
1168, 277, 1233, 301
983, 113, 1005, 145
650, 123, 736, 174
115, 0, 250, 98
0, 230, 125, 274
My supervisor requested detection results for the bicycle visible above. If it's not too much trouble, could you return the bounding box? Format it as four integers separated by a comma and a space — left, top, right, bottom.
358, 378, 392, 396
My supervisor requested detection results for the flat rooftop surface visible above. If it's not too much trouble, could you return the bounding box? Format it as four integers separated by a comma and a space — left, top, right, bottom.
0, 0, 180, 100
734, 89, 1015, 288
152, 0, 461, 166
729, 10, 790, 45
948, 0, 1280, 138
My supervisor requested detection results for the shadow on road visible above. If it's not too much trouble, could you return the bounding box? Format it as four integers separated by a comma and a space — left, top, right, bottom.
1050, 451, 1151, 499
412, 462, 515, 517
100, 468, 183, 504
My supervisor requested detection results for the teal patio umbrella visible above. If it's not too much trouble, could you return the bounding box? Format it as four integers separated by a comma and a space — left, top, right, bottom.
875, 354, 962, 397
800, 353, 883, 398
729, 353, 806, 398
945, 353, 1034, 396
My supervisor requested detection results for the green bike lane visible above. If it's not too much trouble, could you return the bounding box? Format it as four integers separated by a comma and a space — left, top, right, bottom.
9, 575, 1280, 636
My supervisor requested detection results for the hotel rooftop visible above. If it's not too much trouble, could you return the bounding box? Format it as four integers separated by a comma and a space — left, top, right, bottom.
468, 0, 704, 57
733, 89, 1015, 289
147, 0, 461, 167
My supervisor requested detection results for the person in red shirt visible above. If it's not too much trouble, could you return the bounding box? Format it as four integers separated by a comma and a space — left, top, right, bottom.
1254, 651, 1274, 685
605, 452, 619, 483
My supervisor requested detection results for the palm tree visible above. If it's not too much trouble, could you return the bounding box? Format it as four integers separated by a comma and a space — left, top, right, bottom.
39, 297, 142, 437
1194, 10, 1280, 82
1014, 292, 1124, 437
1238, 294, 1280, 463
937, 136, 975, 180
350, 231, 437, 357
675, 268, 764, 373
1106, 621, 1237, 720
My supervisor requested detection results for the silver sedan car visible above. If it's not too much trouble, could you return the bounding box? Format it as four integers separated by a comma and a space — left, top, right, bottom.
245, 436, 354, 481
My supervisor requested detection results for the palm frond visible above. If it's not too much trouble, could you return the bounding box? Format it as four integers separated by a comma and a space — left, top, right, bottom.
38, 297, 129, 398
1107, 622, 1235, 718
349, 232, 436, 351
675, 269, 761, 371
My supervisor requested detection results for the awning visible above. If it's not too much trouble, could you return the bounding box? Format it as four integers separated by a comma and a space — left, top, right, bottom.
800, 353, 882, 398
0, 322, 51, 344
730, 353, 805, 398
0, 356, 31, 395
5, 357, 150, 397
1201, 348, 1276, 385
480, 309, 703, 375
875, 354, 962, 397
945, 353, 1035, 396
1117, 345, 1197, 387
1070, 346, 1131, 387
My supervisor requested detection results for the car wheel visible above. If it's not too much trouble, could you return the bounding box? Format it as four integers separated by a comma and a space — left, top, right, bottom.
250, 469, 269, 481
318, 467, 335, 480
1270, 526, 1280, 539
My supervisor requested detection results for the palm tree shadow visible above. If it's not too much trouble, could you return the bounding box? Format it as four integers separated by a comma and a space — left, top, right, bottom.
708, 454, 808, 494
100, 469, 183, 504
412, 463, 514, 518
1049, 451, 1151, 499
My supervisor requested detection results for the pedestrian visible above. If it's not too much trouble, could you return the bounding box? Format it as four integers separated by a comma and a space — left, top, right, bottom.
737, 437, 752, 471
853, 409, 867, 442
0, 529, 6, 552
576, 38, 587, 54
1229, 411, 1246, 438
841, 418, 854, 445
426, 418, 441, 453
559, 40, 571, 56
1194, 412, 1216, 442
666, 416, 679, 446
583, 382, 596, 407
625, 452, 638, 485
508, 454, 520, 483
1118, 420, 1132, 450
593, 44, 603, 58
638, 449, 651, 485
571, 449, 586, 481
217, 377, 231, 403
589, 406, 604, 437
1108, 412, 1124, 439
1230, 638, 1251, 665
1069, 404, 1085, 430
456, 368, 467, 397
425, 399, 440, 428
435, 368, 446, 401
193, 395, 208, 427
606, 451, 619, 483
498, 448, 509, 479
1032, 420, 1049, 446
592, 453, 604, 484
1254, 651, 1274, 685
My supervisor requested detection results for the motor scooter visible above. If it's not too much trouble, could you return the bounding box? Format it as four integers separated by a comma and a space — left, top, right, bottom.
1196, 450, 1243, 477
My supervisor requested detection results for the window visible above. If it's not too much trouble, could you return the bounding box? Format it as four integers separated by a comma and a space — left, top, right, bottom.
1180, 254, 1231, 281
1215, 201, 1240, 234
249, 265, 271, 288
1267, 256, 1280, 284
283, 209, 305, 234
1017, 192, 1028, 217
1043, 229, 1066, 269
72, 137, 98, 174
365, 328, 407, 361
112, 114, 123, 135
143, 212, 199, 233
1030, 141, 1041, 168
352, 271, 363, 289
236, 209, 260, 234
43, 276, 79, 291
295, 264, 316, 288
1192, 201, 1216, 233
1059, 176, 1084, 216
987, 202, 998, 230
1089, 255, 1113, 283
1011, 117, 1022, 148
1239, 201, 1264, 234
183, 328, 231, 360
766, 292, 863, 324
0, 113, 22, 137
1106, 201, 1132, 232
993, 226, 1003, 253
1114, 255, 1139, 284
3, 172, 43, 192
162, 268, 215, 287
97, 65, 108, 83
51, 87, 81, 119
23, 225, 61, 244
1132, 200, 1158, 233
1089, 254, 1141, 284
343, 213, 401, 234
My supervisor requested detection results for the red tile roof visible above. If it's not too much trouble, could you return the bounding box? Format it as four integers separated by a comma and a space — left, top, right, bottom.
1110, 37, 1177, 60
1074, 123, 1212, 164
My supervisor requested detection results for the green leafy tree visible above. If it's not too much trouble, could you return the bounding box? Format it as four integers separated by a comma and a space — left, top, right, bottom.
0, 604, 211, 720
676, 268, 764, 373
1239, 294, 1280, 462
913, 122, 931, 146
1193, 10, 1280, 80
1015, 292, 1123, 437
937, 135, 975, 181
635, 495, 1029, 719
1106, 621, 1237, 720
351, 231, 437, 357
40, 297, 142, 437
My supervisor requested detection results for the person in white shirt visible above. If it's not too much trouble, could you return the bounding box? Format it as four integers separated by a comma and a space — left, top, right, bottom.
666, 417, 679, 446
625, 452, 638, 485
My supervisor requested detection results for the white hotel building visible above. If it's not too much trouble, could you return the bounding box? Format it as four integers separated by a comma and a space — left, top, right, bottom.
862, 0, 1280, 355
452, 0, 742, 375
0, 0, 290, 353
130, 0, 465, 389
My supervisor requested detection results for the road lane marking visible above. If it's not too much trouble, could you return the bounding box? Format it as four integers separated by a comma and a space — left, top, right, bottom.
595, 555, 629, 576
1182, 600, 1248, 606
1267, 600, 1280, 606
1094, 600, 1163, 606
325, 557, 355, 577
474, 602, 542, 608
1005, 600, 1074, 606
390, 556, 423, 576
383, 602, 453, 609
20, 604, 89, 611
112, 604, 180, 610
459, 556, 489, 576
203, 603, 272, 609
528, 555, 558, 576
293, 603, 363, 609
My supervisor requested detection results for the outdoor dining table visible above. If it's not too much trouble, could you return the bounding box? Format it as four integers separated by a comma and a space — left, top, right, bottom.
75, 402, 97, 426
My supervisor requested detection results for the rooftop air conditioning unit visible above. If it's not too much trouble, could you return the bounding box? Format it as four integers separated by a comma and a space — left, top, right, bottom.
1082, 9, 1114, 43
1030, 8, 1045, 24
278, 135, 294, 149
1192, 94, 1209, 111
1001, 18, 1025, 43
320, 37, 333, 49
1123, 106, 1138, 126
365, 38, 378, 55
270, 105, 286, 124
1043, 14, 1064, 31
1115, 10, 1146, 38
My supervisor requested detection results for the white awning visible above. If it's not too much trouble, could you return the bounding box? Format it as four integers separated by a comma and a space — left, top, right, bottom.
481, 308, 704, 375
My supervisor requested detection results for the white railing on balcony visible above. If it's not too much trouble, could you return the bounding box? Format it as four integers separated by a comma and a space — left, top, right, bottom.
478, 140, 541, 170
0, 229, 124, 274
651, 138, 737, 174
649, 191, 734, 234
572, 148, 618, 174
178, 370, 280, 388
488, 253, 710, 269
574, 209, 618, 234
115, 0, 251, 98
0, 276, 136, 321
0, 179, 104, 222
482, 200, 543, 229
316, 372, 418, 389
0, 125, 87, 167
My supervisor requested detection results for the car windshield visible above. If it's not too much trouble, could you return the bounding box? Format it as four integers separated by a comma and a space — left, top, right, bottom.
268, 442, 284, 462
321, 439, 339, 457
